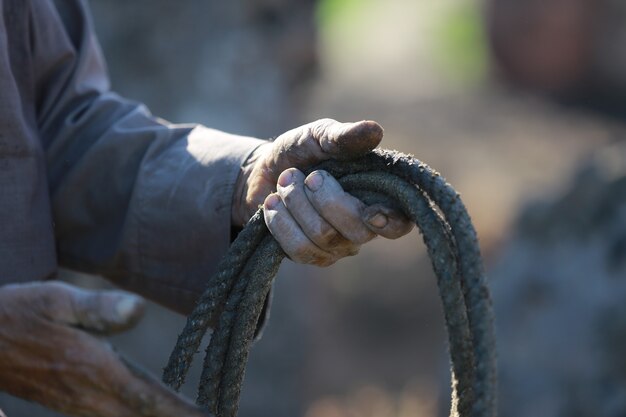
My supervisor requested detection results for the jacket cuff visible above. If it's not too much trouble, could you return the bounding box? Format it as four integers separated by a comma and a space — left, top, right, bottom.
129, 126, 267, 315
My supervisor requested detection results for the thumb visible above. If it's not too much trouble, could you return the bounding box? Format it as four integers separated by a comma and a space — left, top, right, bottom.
272, 119, 383, 172
313, 119, 384, 160
71, 288, 145, 334
28, 282, 145, 334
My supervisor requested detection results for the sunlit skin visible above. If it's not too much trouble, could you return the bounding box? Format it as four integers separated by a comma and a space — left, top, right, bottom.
0, 282, 211, 417
233, 118, 414, 266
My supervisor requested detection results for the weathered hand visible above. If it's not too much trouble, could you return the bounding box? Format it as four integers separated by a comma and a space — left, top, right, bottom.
0, 282, 211, 417
232, 118, 413, 266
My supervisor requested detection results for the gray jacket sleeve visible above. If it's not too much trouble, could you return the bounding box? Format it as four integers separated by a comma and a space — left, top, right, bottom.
37, 0, 266, 314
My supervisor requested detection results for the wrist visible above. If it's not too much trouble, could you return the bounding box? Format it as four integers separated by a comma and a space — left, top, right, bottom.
232, 142, 273, 226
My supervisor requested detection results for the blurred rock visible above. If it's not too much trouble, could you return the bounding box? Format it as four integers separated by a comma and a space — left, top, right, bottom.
490, 141, 626, 417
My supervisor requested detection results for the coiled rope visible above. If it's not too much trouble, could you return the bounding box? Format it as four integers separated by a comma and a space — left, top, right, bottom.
163, 149, 497, 417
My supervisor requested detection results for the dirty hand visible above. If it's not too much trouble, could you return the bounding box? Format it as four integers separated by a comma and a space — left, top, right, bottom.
232, 118, 414, 266
0, 282, 210, 417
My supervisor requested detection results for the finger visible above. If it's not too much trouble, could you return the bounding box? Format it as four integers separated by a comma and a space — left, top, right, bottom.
362, 204, 415, 239
263, 193, 338, 266
28, 282, 145, 334
66, 336, 210, 417
111, 356, 212, 417
0, 284, 207, 417
271, 119, 383, 172
304, 170, 376, 245
312, 118, 383, 159
276, 168, 357, 255
71, 288, 145, 334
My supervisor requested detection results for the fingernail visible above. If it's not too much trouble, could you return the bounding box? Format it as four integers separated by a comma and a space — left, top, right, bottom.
265, 193, 280, 210
305, 172, 324, 191
277, 170, 293, 187
115, 295, 142, 321
367, 213, 388, 228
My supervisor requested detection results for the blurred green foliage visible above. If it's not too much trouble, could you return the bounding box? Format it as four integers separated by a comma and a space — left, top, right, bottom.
435, 2, 488, 84
316, 0, 370, 27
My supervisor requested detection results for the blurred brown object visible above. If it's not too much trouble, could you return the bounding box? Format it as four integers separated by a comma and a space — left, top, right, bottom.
487, 0, 626, 109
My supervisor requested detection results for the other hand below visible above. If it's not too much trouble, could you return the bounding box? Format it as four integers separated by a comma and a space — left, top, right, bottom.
0, 282, 211, 417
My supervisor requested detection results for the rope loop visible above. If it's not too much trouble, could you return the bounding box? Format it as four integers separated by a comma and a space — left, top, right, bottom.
163, 149, 497, 417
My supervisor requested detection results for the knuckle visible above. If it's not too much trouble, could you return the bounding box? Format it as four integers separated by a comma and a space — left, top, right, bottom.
287, 238, 334, 266
345, 225, 374, 240
32, 283, 71, 319
346, 245, 361, 257
311, 118, 336, 133
292, 243, 314, 261
315, 223, 345, 247
310, 119, 338, 142
326, 232, 349, 248
309, 188, 340, 209
329, 244, 360, 259
38, 282, 67, 304
313, 224, 361, 256
351, 229, 376, 244
315, 117, 336, 125
314, 256, 338, 267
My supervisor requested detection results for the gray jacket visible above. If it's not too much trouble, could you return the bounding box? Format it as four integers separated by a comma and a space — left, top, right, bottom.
0, 0, 265, 314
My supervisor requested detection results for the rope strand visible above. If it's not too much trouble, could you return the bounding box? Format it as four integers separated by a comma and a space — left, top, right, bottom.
163, 149, 497, 417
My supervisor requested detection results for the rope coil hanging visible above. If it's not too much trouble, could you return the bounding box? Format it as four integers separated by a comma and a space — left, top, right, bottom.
163, 149, 497, 417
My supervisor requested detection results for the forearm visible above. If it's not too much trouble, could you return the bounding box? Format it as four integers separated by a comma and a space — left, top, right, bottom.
47, 95, 266, 313
37, 0, 268, 313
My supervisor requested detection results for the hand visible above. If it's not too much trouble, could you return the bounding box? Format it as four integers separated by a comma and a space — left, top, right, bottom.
232, 118, 413, 266
0, 282, 210, 417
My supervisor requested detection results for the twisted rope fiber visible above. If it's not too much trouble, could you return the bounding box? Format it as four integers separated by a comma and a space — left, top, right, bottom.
163, 149, 497, 417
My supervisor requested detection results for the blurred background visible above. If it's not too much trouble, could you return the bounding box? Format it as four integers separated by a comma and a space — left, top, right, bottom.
3, 0, 626, 416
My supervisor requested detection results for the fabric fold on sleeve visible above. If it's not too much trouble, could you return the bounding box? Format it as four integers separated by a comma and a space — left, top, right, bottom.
40, 0, 271, 315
